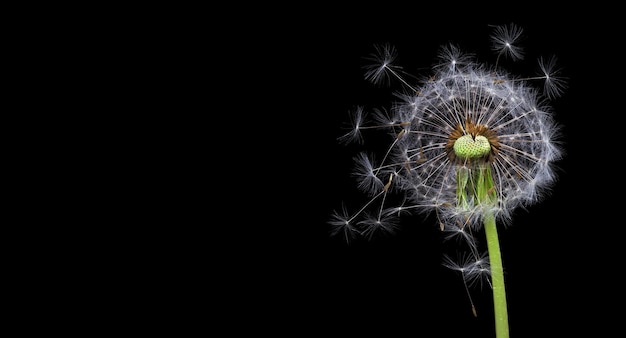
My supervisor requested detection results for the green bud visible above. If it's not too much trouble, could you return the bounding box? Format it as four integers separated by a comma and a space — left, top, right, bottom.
453, 135, 491, 159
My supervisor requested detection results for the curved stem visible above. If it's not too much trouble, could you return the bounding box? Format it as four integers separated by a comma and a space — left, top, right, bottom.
484, 211, 509, 338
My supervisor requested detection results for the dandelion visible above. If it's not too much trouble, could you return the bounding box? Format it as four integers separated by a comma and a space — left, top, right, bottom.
330, 23, 565, 338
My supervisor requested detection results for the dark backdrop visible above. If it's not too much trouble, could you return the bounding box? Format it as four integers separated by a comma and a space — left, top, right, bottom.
225, 9, 619, 338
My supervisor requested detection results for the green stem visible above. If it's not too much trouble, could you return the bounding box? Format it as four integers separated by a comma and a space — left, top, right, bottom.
454, 161, 508, 337
484, 211, 509, 338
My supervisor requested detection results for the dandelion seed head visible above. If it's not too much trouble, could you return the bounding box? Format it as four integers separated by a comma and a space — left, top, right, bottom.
330, 23, 564, 243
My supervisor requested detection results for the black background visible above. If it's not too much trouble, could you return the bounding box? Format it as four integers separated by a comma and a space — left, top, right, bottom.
16, 5, 623, 337
219, 8, 621, 338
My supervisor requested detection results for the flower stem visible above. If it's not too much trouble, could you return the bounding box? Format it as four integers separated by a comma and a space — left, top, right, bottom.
483, 211, 509, 338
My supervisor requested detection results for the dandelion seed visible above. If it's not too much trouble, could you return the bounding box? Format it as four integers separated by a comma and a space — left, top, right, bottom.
363, 43, 400, 86
434, 43, 474, 73
328, 204, 360, 244
443, 251, 492, 317
538, 55, 568, 99
359, 212, 400, 240
352, 153, 385, 196
337, 106, 365, 145
443, 252, 492, 289
490, 23, 525, 64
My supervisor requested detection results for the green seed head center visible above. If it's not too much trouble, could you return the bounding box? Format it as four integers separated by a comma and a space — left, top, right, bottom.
453, 135, 491, 159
